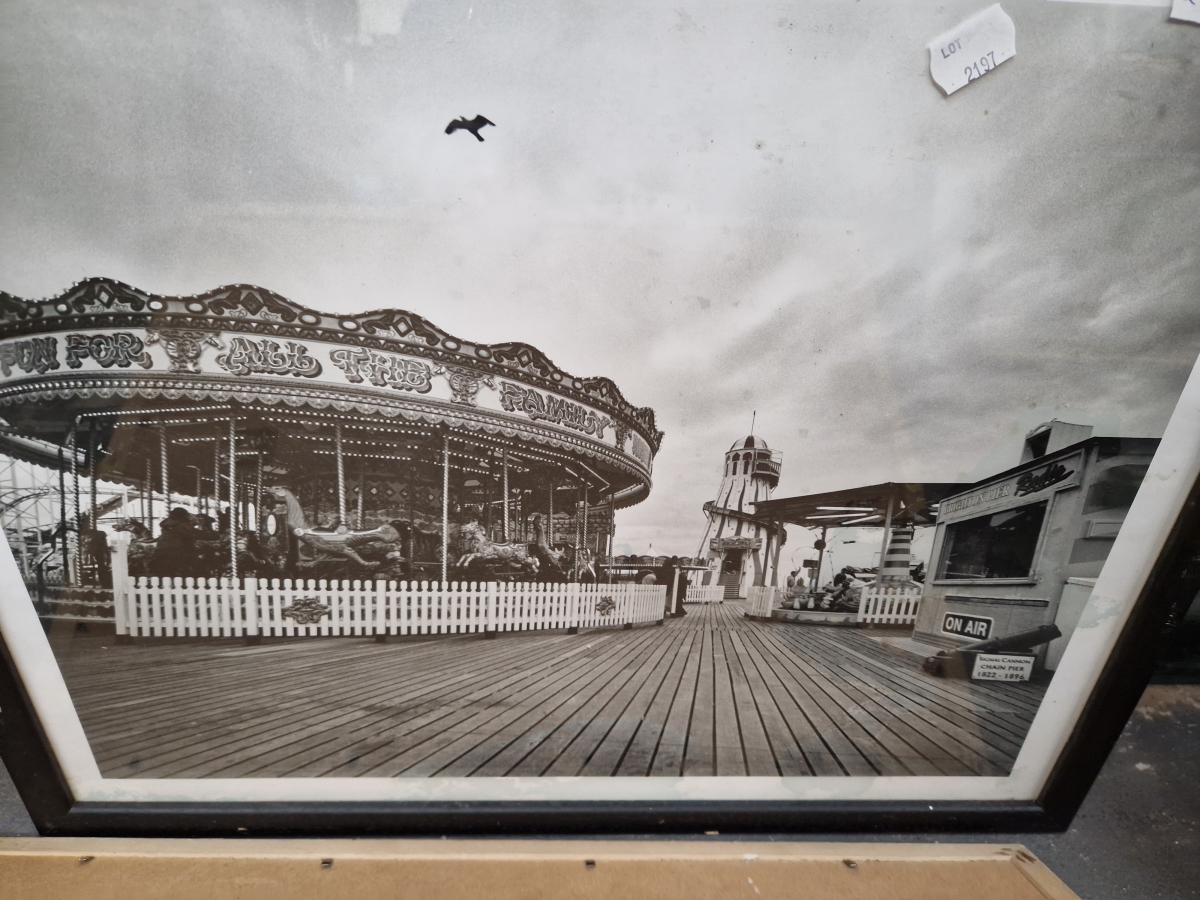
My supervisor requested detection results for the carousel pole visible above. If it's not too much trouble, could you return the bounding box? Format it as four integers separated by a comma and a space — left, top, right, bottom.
356, 456, 365, 529
88, 421, 98, 535
85, 422, 98, 587
213, 439, 220, 523
581, 483, 589, 565
71, 421, 80, 585
573, 485, 581, 581
441, 430, 450, 586
159, 426, 171, 512
335, 422, 347, 526
57, 442, 69, 582
501, 449, 509, 541
547, 479, 554, 545
228, 418, 238, 584
255, 454, 264, 532
144, 457, 152, 528
607, 493, 616, 583
403, 462, 415, 575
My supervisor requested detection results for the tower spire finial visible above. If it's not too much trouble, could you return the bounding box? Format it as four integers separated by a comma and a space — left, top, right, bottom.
750, 410, 756, 438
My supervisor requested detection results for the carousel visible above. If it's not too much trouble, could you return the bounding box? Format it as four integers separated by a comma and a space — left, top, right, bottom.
0, 278, 662, 589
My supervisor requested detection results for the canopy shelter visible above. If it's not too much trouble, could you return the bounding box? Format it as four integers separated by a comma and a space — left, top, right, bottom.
0, 278, 663, 587
752, 482, 962, 589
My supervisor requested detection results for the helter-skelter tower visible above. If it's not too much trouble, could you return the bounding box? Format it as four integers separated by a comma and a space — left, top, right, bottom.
697, 435, 784, 599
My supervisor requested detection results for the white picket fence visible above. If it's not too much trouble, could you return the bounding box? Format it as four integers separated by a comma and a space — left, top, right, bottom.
116, 578, 667, 639
684, 585, 725, 604
856, 583, 922, 625
744, 585, 777, 618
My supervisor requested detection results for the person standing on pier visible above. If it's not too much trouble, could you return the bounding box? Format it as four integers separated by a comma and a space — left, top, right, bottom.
151, 507, 199, 579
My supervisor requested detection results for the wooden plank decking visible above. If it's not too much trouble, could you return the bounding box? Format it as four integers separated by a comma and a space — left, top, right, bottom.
52, 601, 1047, 779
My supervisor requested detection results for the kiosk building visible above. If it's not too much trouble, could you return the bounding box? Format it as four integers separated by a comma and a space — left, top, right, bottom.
911, 420, 1157, 671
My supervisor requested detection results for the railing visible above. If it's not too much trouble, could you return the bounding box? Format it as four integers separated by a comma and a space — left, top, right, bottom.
116, 577, 667, 639
744, 585, 777, 618
684, 585, 725, 604
856, 583, 922, 625
27, 586, 114, 622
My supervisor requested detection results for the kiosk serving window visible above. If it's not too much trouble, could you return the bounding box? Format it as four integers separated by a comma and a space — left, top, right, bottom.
939, 501, 1048, 581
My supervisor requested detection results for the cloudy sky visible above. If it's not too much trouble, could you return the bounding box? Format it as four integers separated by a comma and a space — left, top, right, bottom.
2, 0, 1198, 566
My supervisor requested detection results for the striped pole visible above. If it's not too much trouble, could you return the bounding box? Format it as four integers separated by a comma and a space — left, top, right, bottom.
356, 456, 365, 530
579, 483, 589, 581
58, 442, 69, 582
501, 449, 509, 541
144, 457, 152, 528
213, 439, 220, 522
88, 422, 98, 534
878, 523, 915, 583
335, 422, 347, 526
441, 431, 450, 586
228, 418, 237, 583
255, 454, 264, 532
71, 423, 80, 585
159, 426, 171, 512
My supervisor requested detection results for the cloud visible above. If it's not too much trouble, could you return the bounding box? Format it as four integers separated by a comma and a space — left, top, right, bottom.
2, 0, 1198, 556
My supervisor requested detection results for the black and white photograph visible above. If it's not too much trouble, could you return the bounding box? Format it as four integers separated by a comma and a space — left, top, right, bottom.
0, 0, 1198, 821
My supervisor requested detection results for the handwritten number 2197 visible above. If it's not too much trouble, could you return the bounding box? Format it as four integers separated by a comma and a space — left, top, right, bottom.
964, 51, 998, 82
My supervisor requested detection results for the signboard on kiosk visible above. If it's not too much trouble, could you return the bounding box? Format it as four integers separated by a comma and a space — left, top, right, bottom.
936, 453, 1083, 524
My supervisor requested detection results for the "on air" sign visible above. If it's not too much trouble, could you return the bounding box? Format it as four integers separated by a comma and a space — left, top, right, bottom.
942, 612, 992, 640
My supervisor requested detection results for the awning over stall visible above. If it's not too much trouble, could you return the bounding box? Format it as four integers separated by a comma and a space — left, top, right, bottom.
752, 481, 963, 528
752, 481, 965, 591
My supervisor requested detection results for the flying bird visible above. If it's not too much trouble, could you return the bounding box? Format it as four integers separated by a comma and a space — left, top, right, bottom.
445, 115, 495, 142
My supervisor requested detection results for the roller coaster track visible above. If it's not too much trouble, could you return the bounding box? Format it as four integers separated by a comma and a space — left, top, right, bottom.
0, 489, 125, 520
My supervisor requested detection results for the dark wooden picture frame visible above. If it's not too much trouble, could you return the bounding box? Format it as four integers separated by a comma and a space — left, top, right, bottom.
2, 0, 1198, 836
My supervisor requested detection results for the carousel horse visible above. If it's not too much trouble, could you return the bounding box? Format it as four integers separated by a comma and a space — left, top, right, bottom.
575, 547, 598, 583
456, 521, 540, 578
113, 518, 157, 577
114, 516, 272, 579
264, 486, 404, 571
113, 518, 153, 541
528, 514, 570, 581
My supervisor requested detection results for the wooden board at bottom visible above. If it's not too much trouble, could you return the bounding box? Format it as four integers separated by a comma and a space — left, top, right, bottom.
0, 838, 1079, 900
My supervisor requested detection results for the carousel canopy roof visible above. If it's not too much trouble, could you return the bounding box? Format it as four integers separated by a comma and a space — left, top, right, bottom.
752, 481, 962, 528
0, 277, 661, 446
0, 278, 664, 508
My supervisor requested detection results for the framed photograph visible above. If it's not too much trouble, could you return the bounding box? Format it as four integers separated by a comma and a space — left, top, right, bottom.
1, 0, 1197, 835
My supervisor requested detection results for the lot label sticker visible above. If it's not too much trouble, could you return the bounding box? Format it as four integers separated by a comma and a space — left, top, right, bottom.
929, 4, 1016, 96
1170, 0, 1200, 25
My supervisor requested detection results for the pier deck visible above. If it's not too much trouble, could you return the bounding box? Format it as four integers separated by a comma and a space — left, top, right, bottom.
52, 601, 1047, 778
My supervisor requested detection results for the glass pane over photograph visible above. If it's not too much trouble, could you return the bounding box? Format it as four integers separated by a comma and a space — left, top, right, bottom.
0, 0, 1196, 802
